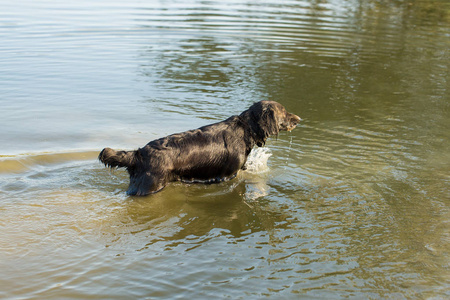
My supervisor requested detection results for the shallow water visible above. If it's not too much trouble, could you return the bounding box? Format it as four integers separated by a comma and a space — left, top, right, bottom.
1, 0, 449, 298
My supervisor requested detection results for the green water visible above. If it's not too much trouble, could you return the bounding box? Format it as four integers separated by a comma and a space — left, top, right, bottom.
1, 0, 449, 298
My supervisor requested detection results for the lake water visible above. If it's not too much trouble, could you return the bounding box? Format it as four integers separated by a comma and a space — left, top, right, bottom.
1, 0, 449, 298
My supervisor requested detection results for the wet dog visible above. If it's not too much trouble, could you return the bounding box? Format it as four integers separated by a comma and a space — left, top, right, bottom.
99, 101, 301, 195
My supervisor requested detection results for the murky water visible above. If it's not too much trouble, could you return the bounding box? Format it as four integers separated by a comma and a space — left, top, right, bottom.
1, 0, 449, 298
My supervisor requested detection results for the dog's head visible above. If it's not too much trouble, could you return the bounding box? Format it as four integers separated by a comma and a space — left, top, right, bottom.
241, 101, 301, 146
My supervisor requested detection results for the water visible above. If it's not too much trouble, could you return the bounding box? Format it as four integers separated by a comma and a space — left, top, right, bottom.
1, 0, 449, 298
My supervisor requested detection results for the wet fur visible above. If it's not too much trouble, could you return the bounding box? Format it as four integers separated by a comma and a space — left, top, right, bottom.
99, 101, 301, 196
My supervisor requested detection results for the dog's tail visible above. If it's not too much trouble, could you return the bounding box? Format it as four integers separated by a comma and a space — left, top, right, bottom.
99, 147, 136, 169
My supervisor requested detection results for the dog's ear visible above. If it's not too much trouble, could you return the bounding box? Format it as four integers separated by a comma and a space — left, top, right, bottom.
249, 102, 280, 142
257, 103, 279, 137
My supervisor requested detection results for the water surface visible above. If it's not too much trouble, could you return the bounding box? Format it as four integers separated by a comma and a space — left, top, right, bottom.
1, 0, 449, 298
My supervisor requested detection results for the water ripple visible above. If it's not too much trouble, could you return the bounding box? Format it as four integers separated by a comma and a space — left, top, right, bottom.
1, 0, 449, 299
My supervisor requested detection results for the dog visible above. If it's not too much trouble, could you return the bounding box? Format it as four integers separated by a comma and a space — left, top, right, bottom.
99, 101, 301, 196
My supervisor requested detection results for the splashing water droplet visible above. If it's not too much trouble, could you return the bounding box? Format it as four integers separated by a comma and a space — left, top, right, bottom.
284, 135, 294, 169
244, 147, 272, 173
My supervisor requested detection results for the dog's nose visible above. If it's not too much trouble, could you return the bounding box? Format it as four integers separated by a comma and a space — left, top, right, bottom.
292, 114, 302, 123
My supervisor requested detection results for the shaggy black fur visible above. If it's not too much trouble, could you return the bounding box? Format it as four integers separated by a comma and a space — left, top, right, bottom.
99, 101, 301, 196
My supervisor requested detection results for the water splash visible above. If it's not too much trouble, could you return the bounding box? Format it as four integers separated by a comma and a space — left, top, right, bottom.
244, 147, 272, 174
285, 135, 294, 169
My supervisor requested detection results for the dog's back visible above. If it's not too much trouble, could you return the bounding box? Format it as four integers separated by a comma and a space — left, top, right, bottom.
139, 116, 250, 182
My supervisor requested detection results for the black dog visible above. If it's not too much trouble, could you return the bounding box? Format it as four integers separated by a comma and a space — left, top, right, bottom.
99, 101, 301, 195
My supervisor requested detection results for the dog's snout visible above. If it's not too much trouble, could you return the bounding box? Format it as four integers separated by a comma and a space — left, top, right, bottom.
292, 114, 301, 124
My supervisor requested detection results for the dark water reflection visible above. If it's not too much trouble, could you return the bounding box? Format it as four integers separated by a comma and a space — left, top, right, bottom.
1, 0, 449, 298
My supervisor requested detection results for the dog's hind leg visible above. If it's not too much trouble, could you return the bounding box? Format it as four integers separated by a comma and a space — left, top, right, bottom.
127, 172, 167, 196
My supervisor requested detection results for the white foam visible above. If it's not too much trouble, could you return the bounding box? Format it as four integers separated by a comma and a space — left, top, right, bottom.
244, 147, 272, 174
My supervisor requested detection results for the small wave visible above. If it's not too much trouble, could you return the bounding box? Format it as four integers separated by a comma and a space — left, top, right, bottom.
0, 151, 99, 174
244, 147, 272, 174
